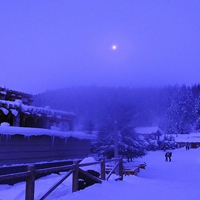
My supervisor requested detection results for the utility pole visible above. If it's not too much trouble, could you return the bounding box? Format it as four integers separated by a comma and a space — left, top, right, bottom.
114, 120, 118, 158
114, 120, 119, 175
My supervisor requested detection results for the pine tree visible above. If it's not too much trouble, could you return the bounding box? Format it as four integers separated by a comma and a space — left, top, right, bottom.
194, 96, 200, 131
95, 104, 146, 159
165, 86, 195, 135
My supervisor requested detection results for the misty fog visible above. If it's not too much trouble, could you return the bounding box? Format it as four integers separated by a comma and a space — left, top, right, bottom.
34, 84, 200, 135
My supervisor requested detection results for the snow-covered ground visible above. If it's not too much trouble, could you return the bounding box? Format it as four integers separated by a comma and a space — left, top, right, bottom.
0, 147, 200, 200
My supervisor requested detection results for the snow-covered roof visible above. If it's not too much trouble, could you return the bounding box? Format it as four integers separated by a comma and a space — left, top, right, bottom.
0, 126, 96, 140
135, 126, 163, 135
0, 99, 75, 118
172, 133, 200, 143
0, 87, 32, 98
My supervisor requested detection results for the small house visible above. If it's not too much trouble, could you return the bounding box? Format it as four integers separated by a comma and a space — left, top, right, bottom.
134, 126, 163, 143
173, 133, 200, 149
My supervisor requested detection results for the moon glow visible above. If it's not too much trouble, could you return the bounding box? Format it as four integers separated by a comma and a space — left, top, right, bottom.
112, 45, 117, 50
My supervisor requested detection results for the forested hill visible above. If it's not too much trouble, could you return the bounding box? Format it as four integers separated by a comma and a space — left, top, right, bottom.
33, 85, 200, 134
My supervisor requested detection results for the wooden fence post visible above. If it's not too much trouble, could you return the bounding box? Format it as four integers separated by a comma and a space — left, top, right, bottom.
72, 161, 79, 192
101, 158, 105, 180
26, 165, 35, 200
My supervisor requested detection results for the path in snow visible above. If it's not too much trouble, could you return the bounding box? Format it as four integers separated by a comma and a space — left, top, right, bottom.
57, 148, 200, 200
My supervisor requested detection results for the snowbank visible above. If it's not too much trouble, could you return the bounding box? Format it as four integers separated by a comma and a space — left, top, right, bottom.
79, 157, 100, 173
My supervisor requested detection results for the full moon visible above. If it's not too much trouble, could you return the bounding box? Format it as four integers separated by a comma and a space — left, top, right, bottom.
112, 45, 117, 50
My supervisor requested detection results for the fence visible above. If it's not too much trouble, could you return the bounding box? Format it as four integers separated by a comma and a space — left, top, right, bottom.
0, 157, 123, 200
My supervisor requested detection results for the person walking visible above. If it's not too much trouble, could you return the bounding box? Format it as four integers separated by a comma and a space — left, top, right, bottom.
186, 142, 189, 150
168, 152, 172, 162
165, 152, 169, 162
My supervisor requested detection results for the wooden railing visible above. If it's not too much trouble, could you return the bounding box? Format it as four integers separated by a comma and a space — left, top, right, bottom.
0, 157, 124, 200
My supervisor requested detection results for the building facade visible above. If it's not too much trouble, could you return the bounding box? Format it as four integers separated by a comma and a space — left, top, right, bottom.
0, 86, 75, 131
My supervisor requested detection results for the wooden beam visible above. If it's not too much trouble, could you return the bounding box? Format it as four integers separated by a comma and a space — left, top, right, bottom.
40, 169, 74, 200
78, 168, 102, 184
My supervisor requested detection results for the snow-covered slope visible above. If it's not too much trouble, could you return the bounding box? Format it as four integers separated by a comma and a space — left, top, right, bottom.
1, 148, 200, 200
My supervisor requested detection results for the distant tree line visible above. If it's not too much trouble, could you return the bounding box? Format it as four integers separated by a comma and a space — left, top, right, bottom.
34, 84, 200, 158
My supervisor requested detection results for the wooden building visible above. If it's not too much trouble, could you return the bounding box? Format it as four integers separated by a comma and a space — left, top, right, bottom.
0, 87, 94, 166
0, 126, 95, 166
173, 133, 200, 149
0, 86, 75, 131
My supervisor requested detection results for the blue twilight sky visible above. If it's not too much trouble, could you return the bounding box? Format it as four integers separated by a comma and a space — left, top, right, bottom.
0, 0, 200, 94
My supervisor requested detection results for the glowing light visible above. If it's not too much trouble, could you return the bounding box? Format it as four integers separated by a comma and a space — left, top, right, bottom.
112, 45, 117, 50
